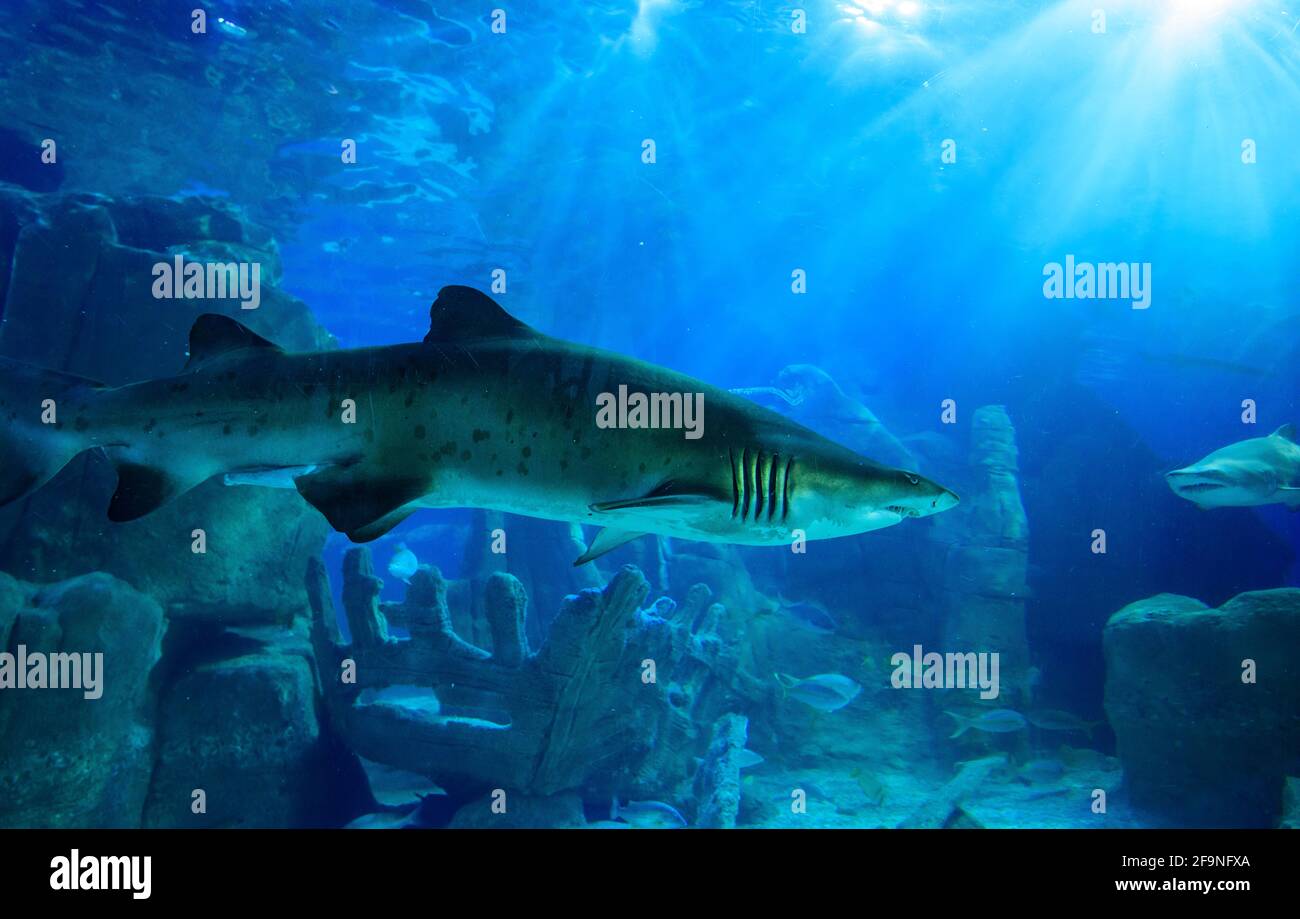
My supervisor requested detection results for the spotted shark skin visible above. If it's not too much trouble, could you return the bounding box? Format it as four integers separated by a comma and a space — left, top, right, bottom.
0, 287, 958, 564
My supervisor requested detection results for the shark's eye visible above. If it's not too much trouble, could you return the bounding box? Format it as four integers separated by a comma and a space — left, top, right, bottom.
905, 473, 920, 485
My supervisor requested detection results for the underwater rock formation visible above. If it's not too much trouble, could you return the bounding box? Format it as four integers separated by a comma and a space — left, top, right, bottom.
692, 713, 749, 829
1281, 777, 1300, 830
309, 548, 762, 808
142, 628, 340, 829
0, 571, 164, 828
462, 510, 601, 648
1104, 589, 1300, 827
0, 186, 333, 624
897, 754, 1008, 829
449, 792, 587, 829
941, 405, 1031, 690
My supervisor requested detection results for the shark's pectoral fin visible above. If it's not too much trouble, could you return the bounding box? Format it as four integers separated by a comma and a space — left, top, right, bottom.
294, 466, 429, 542
590, 494, 715, 513
590, 480, 725, 514
572, 528, 648, 566
108, 461, 211, 522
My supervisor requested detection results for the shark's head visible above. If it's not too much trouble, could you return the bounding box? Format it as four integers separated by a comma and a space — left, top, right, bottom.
1165, 456, 1277, 508
796, 453, 959, 536
1166, 425, 1299, 509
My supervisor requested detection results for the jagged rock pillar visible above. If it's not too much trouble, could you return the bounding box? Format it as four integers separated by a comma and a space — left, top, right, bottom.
464, 511, 600, 649
941, 405, 1030, 699
693, 713, 749, 828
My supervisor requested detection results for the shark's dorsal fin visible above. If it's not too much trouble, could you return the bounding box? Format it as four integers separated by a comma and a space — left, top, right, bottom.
1271, 423, 1296, 442
187, 314, 283, 368
425, 286, 538, 343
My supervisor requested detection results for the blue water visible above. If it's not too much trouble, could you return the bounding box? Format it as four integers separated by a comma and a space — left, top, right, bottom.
1, 0, 1297, 829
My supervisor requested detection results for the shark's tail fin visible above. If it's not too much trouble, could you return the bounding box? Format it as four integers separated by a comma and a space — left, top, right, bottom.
943, 711, 970, 739
0, 358, 104, 508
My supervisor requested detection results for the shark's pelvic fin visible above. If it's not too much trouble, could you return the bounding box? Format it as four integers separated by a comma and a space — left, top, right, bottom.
1271, 423, 1296, 442
349, 506, 420, 542
107, 461, 209, 522
186, 314, 283, 369
425, 285, 539, 343
572, 527, 647, 566
294, 465, 430, 542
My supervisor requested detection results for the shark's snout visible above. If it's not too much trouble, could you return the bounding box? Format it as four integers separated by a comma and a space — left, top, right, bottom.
887, 479, 959, 518
1165, 466, 1227, 494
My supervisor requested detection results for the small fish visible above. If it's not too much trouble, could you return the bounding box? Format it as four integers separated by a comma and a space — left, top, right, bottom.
216, 17, 249, 38
387, 542, 419, 584
610, 798, 687, 829
1026, 709, 1102, 737
944, 709, 1028, 738
849, 767, 887, 805
775, 673, 862, 713
736, 748, 764, 770
776, 596, 838, 633
1016, 758, 1066, 785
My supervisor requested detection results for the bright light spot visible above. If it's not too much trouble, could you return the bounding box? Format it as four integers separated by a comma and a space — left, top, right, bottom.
896, 0, 921, 16
628, 0, 677, 53
1161, 0, 1241, 34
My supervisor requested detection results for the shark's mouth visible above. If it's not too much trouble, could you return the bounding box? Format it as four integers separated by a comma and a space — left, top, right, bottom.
1175, 481, 1225, 493
885, 505, 921, 518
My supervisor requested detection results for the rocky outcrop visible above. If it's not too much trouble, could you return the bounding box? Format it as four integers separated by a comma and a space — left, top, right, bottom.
1104, 589, 1300, 827
896, 754, 1008, 828
940, 405, 1031, 693
448, 792, 587, 829
0, 571, 164, 827
692, 713, 749, 829
0, 187, 333, 625
462, 510, 601, 648
142, 633, 338, 828
309, 548, 763, 803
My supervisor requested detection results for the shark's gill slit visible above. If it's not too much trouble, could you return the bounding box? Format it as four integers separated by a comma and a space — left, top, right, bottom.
741, 447, 753, 521
754, 451, 766, 520
728, 447, 740, 519
767, 454, 780, 522
781, 456, 794, 522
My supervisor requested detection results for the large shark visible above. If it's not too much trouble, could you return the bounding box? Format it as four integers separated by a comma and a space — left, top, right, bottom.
0, 286, 958, 564
1165, 424, 1300, 510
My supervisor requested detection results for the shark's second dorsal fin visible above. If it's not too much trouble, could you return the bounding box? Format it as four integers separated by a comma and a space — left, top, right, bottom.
425, 285, 537, 343
186, 314, 283, 369
1271, 423, 1296, 442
